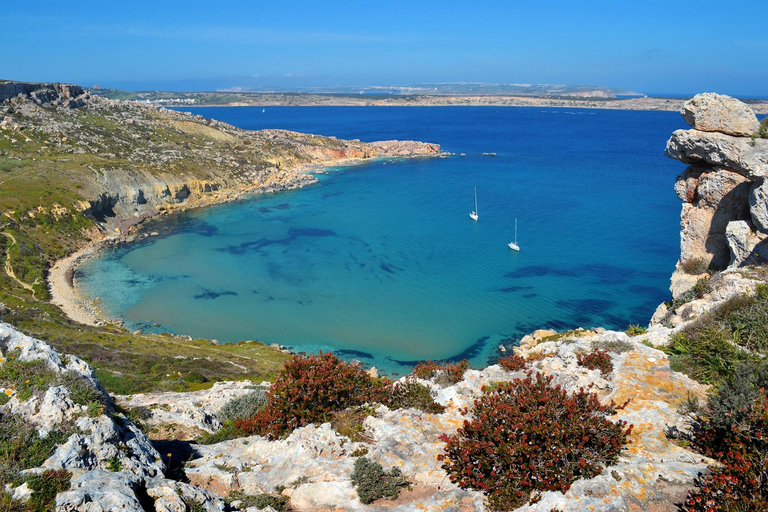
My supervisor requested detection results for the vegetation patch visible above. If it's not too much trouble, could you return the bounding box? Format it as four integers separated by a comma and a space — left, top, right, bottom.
25, 469, 71, 512
351, 456, 410, 505
235, 352, 385, 439
681, 258, 709, 275
0, 352, 107, 412
755, 117, 768, 139
216, 388, 268, 422
383, 379, 445, 414
664, 284, 768, 385
331, 407, 372, 443
576, 349, 614, 377
680, 361, 768, 510
439, 374, 630, 510
665, 277, 713, 312
497, 354, 527, 372
0, 413, 69, 485
226, 490, 290, 512
410, 360, 469, 386
624, 324, 647, 336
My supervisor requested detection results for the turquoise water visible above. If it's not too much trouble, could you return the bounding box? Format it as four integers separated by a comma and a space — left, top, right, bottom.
78, 107, 687, 376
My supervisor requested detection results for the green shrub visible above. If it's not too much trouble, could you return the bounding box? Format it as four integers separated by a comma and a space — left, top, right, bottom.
576, 349, 614, 377
25, 469, 71, 512
439, 374, 630, 511
756, 117, 768, 139
331, 407, 371, 442
497, 354, 527, 372
681, 258, 709, 275
682, 361, 768, 510
0, 413, 69, 484
0, 353, 106, 407
383, 379, 445, 414
235, 352, 385, 439
665, 277, 712, 310
624, 324, 647, 336
718, 284, 768, 352
0, 354, 58, 402
665, 330, 746, 385
665, 285, 768, 386
195, 421, 241, 445
58, 371, 105, 406
351, 457, 410, 505
411, 360, 469, 386
217, 388, 267, 422
0, 487, 24, 511
227, 490, 290, 511
106, 456, 122, 472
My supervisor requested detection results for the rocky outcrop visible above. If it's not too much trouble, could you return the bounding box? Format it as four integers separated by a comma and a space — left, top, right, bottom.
175, 330, 710, 511
666, 94, 768, 296
0, 322, 227, 511
0, 80, 86, 107
115, 380, 266, 438
0, 319, 716, 510
681, 92, 761, 137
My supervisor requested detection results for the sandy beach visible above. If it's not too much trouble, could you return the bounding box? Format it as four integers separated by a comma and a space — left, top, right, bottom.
48, 242, 108, 326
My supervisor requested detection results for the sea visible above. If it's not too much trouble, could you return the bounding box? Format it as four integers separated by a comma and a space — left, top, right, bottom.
77, 106, 688, 376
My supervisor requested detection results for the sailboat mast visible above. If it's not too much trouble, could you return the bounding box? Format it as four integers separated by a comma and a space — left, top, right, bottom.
474, 186, 478, 215
514, 218, 517, 245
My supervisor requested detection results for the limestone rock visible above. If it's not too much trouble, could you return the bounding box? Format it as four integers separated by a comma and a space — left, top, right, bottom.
115, 380, 266, 438
672, 167, 751, 280
750, 178, 768, 232
147, 478, 227, 512
682, 93, 761, 136
56, 469, 145, 511
666, 129, 768, 179
725, 220, 768, 266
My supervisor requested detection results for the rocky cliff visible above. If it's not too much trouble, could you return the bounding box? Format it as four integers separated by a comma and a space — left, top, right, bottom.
666, 93, 768, 297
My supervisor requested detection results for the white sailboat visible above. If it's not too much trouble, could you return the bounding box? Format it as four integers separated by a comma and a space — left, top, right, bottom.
469, 186, 479, 221
508, 218, 520, 252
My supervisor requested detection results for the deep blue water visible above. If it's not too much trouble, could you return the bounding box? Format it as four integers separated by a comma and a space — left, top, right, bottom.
78, 106, 687, 376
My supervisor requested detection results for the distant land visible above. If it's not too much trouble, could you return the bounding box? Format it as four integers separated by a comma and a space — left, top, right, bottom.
86, 82, 768, 113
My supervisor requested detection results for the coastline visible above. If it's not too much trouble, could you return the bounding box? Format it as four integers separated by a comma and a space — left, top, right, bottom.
48, 242, 107, 326
163, 96, 768, 114
46, 152, 440, 329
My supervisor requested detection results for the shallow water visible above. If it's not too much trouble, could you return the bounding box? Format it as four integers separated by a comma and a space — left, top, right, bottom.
78, 106, 687, 375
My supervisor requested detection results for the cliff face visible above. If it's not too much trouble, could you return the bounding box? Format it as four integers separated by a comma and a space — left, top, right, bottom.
666, 93, 768, 297
0, 80, 85, 105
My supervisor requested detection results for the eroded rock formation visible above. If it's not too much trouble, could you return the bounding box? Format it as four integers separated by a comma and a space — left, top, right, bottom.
666, 93, 768, 296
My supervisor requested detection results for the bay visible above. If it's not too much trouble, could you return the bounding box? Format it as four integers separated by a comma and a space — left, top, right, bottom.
77, 106, 687, 375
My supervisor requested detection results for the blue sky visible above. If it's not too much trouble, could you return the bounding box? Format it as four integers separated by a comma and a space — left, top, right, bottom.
2, 0, 767, 97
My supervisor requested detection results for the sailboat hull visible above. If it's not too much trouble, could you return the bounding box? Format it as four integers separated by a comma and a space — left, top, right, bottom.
508, 242, 520, 252
469, 212, 478, 221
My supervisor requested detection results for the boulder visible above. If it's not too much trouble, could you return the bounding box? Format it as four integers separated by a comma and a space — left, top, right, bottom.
682, 93, 761, 137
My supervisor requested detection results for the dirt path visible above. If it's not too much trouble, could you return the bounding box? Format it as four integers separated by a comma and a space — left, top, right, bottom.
1, 231, 36, 298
